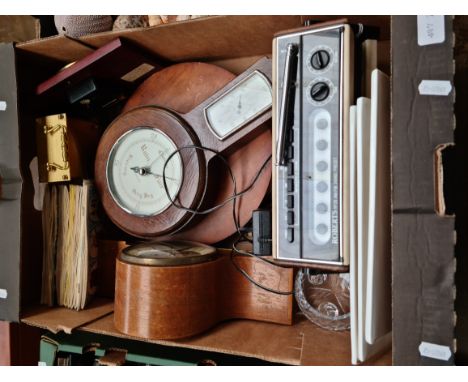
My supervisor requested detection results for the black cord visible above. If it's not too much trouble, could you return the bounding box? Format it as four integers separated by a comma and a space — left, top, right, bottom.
231, 239, 294, 296
160, 143, 293, 296
161, 145, 272, 215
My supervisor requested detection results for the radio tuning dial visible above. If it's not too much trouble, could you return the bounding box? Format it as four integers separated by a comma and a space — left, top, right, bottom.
310, 82, 330, 102
310, 50, 330, 70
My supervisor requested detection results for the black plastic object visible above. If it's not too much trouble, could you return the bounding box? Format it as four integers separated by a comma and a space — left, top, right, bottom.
253, 209, 272, 256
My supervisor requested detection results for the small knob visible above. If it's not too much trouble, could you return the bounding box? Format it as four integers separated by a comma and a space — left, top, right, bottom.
311, 50, 330, 70
310, 82, 330, 102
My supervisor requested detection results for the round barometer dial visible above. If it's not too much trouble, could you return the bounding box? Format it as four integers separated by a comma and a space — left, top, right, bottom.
106, 127, 183, 216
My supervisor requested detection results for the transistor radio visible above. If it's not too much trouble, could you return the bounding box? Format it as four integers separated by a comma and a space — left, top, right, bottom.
273, 22, 356, 267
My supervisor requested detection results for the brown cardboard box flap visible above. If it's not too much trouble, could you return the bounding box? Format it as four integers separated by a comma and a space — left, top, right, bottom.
21, 298, 113, 334
0, 43, 22, 322
79, 312, 390, 365
392, 16, 454, 212
393, 213, 455, 365
16, 16, 304, 63
15, 16, 390, 65
81, 313, 306, 365
392, 16, 457, 365
0, 16, 39, 43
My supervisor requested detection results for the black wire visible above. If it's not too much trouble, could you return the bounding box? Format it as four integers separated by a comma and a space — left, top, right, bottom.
161, 145, 272, 215
231, 239, 294, 296
161, 145, 236, 235
232, 238, 291, 269
160, 143, 293, 296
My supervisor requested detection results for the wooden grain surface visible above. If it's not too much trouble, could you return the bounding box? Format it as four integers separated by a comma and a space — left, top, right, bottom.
0, 321, 11, 365
114, 253, 293, 340
0, 321, 41, 366
119, 60, 272, 243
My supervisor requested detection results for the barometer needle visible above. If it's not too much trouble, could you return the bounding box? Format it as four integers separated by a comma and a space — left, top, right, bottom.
130, 166, 149, 176
130, 166, 177, 181
150, 172, 178, 182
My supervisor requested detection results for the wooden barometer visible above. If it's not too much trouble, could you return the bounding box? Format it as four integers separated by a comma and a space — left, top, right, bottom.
95, 58, 272, 242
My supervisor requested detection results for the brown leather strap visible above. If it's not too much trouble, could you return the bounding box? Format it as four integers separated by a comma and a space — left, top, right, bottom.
97, 348, 127, 366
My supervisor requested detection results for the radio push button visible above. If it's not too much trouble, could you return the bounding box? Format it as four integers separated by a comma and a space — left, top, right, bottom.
287, 211, 294, 225
287, 195, 294, 209
287, 227, 294, 243
287, 162, 294, 176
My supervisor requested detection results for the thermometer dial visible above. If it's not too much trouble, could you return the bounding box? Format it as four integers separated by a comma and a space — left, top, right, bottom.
204, 71, 272, 140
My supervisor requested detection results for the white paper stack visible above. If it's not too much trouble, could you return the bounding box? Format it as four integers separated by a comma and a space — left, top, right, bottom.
350, 68, 392, 364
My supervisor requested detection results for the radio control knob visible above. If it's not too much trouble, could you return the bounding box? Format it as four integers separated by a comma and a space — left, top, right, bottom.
310, 82, 330, 102
311, 50, 330, 70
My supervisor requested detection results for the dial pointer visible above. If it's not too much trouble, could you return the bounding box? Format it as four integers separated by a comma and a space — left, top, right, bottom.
150, 172, 178, 181
130, 166, 150, 176
131, 166, 177, 181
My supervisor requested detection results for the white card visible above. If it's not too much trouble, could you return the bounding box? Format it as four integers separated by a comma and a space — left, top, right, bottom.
356, 96, 371, 362
418, 80, 452, 96
349, 105, 359, 365
0, 288, 7, 299
419, 342, 452, 361
365, 69, 392, 345
417, 16, 445, 46
352, 70, 393, 364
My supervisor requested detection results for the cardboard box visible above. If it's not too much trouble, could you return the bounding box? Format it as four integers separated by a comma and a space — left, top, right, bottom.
0, 15, 463, 365
0, 16, 38, 43
391, 16, 466, 365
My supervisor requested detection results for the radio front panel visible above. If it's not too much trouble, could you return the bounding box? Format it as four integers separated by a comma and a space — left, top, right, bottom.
274, 24, 353, 266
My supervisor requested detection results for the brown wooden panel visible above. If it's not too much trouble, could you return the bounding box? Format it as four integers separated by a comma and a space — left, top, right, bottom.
0, 321, 41, 366
0, 321, 12, 365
